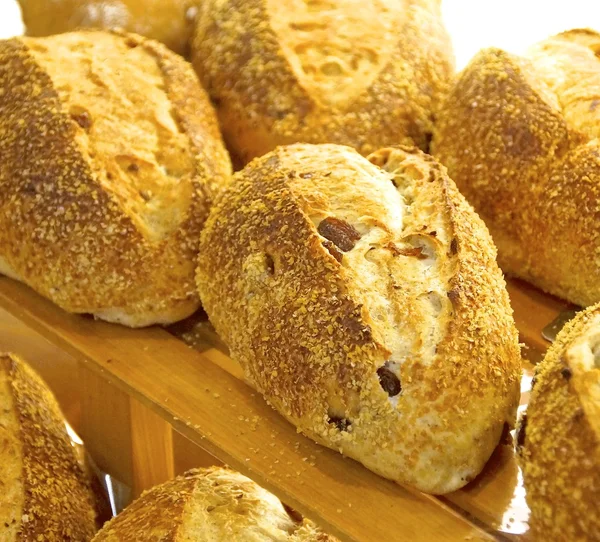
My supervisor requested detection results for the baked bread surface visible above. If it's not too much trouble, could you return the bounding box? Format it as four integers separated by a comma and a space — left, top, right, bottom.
433, 29, 600, 307
192, 0, 454, 163
197, 143, 521, 494
0, 353, 97, 541
517, 304, 600, 540
92, 467, 337, 541
17, 0, 202, 55
0, 30, 231, 327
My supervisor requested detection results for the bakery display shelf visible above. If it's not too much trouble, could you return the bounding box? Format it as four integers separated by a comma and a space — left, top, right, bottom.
0, 275, 569, 542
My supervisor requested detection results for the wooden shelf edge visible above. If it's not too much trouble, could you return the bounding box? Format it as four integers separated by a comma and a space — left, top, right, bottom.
505, 278, 568, 363
0, 278, 493, 542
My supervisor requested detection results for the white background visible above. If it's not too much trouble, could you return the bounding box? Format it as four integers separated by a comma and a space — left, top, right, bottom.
0, 0, 600, 69
0, 0, 23, 38
442, 0, 600, 68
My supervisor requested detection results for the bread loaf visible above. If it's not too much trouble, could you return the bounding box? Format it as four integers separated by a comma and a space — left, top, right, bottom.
17, 0, 202, 55
191, 0, 454, 164
0, 30, 231, 327
516, 303, 600, 540
433, 29, 600, 307
0, 353, 97, 541
92, 467, 337, 541
196, 143, 521, 494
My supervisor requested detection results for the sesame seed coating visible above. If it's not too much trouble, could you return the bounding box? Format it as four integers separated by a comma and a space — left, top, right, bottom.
93, 467, 337, 541
517, 303, 600, 540
0, 31, 231, 327
191, 0, 454, 164
197, 143, 521, 494
433, 29, 600, 307
0, 353, 97, 541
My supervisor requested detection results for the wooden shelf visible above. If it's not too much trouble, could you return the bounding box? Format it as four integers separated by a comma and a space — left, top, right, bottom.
506, 278, 572, 363
0, 276, 569, 541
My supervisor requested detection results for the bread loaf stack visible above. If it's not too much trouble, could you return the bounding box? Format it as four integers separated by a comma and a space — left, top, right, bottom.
92, 467, 337, 541
0, 353, 98, 541
8, 0, 580, 521
434, 29, 600, 307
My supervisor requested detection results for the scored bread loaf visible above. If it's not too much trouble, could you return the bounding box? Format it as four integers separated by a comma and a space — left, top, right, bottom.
516, 304, 600, 540
17, 0, 202, 55
0, 30, 231, 327
433, 28, 600, 307
0, 353, 97, 541
196, 143, 521, 494
191, 0, 454, 164
92, 467, 337, 541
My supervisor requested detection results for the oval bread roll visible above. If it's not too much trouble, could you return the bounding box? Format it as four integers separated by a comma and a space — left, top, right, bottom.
196, 144, 521, 494
0, 30, 231, 327
92, 467, 337, 541
0, 353, 97, 541
17, 0, 202, 55
433, 29, 600, 307
191, 0, 454, 164
517, 304, 600, 540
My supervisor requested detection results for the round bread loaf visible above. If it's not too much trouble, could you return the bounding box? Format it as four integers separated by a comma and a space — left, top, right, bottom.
0, 30, 231, 327
191, 0, 454, 164
92, 467, 337, 541
433, 29, 600, 307
0, 353, 98, 541
17, 0, 202, 55
196, 143, 521, 494
517, 304, 600, 540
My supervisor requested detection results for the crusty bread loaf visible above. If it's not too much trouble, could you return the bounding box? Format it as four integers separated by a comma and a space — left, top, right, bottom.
0, 30, 231, 327
516, 304, 600, 540
0, 353, 97, 541
17, 0, 202, 55
93, 467, 337, 541
196, 143, 521, 494
191, 0, 454, 164
433, 28, 600, 307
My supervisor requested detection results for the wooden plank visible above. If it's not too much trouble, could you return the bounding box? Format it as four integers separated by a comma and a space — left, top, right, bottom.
0, 277, 491, 542
126, 278, 561, 539
80, 366, 134, 488
172, 312, 538, 541
172, 430, 222, 475
168, 283, 557, 540
505, 278, 569, 363
130, 399, 175, 497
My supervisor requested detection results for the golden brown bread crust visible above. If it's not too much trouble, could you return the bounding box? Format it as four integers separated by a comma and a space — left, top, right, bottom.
191, 0, 454, 164
92, 470, 195, 541
17, 0, 202, 55
517, 304, 600, 540
196, 143, 521, 494
433, 30, 600, 307
93, 467, 337, 541
0, 30, 231, 327
0, 353, 97, 541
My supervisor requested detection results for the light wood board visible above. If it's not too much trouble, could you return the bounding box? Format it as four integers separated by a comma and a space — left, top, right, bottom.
0, 276, 569, 541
